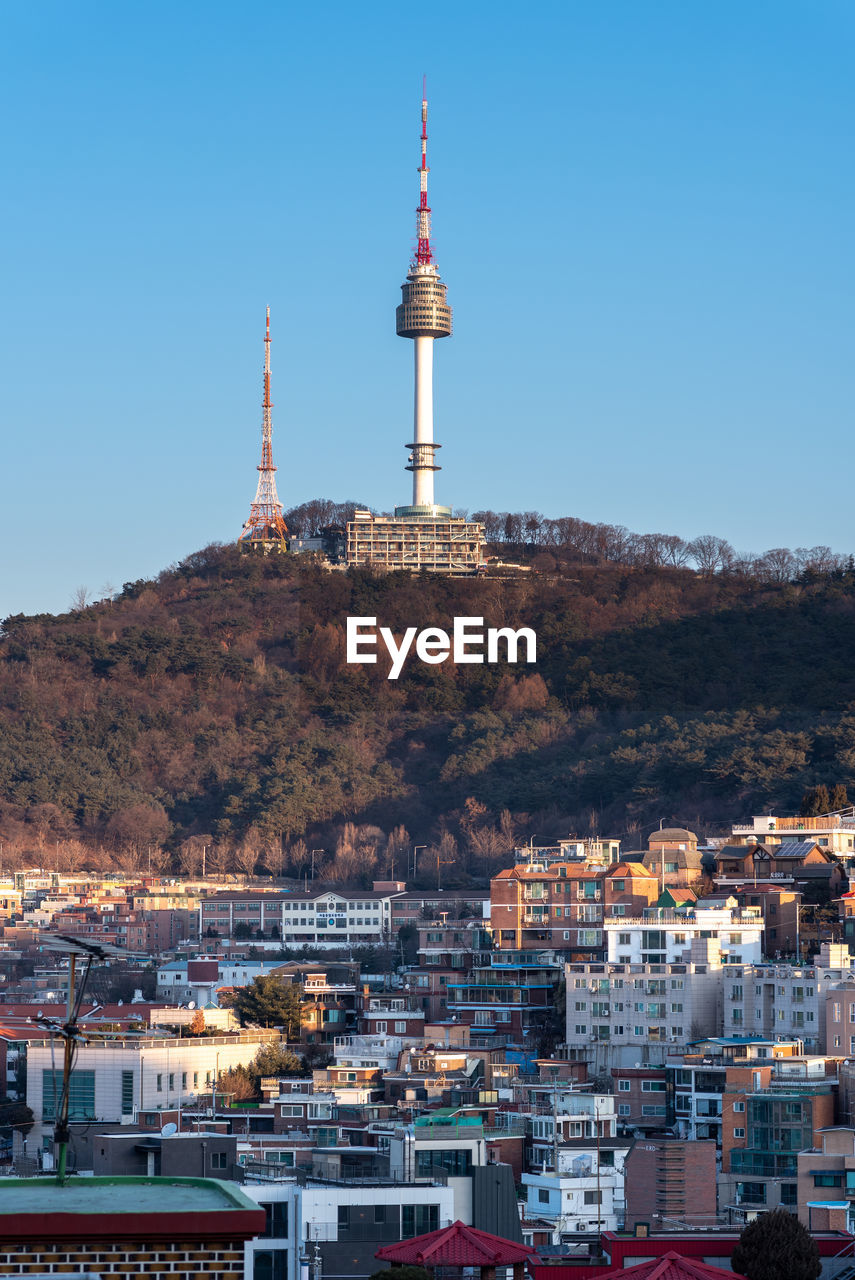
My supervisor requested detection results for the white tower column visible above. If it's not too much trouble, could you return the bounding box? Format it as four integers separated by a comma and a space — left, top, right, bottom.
413, 336, 435, 506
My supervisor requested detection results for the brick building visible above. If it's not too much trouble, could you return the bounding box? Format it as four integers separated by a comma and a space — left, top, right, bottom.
0, 1176, 263, 1278
623, 1137, 718, 1229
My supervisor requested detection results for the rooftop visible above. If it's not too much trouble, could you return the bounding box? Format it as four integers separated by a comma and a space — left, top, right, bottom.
0, 1176, 264, 1242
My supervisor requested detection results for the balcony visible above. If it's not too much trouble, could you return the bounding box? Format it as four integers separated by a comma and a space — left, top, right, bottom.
523, 914, 551, 925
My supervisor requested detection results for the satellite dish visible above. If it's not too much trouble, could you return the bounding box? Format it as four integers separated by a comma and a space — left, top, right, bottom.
188, 1001, 196, 1010
161, 1122, 178, 1137
117, 1000, 123, 1007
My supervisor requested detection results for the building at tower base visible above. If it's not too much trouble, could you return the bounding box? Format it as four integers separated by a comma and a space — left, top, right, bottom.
346, 508, 485, 574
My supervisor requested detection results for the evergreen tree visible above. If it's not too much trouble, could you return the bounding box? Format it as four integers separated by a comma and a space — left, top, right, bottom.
224, 975, 304, 1036
830, 783, 850, 811
731, 1209, 820, 1280
251, 1042, 306, 1078
800, 785, 830, 817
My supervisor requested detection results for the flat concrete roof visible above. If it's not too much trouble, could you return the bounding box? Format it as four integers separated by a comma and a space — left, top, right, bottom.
0, 1176, 265, 1244
0, 1176, 254, 1216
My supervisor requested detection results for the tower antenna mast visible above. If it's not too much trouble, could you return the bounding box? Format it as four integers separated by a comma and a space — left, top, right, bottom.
238, 307, 288, 548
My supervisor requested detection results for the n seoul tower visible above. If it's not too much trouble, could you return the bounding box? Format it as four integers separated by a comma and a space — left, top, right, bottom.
395, 79, 453, 516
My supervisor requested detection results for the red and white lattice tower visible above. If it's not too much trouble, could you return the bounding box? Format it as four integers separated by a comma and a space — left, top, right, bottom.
238, 307, 288, 546
395, 79, 453, 516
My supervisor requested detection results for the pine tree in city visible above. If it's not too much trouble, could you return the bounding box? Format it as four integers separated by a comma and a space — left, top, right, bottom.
732, 1209, 820, 1280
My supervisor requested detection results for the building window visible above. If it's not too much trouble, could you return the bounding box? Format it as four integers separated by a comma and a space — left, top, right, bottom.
121, 1070, 134, 1116
734, 1127, 745, 1138
734, 1101, 745, 1112
618, 1104, 631, 1116
211, 1151, 228, 1170
584, 1190, 602, 1205
261, 1201, 289, 1237
402, 1205, 439, 1236
618, 1080, 631, 1092
253, 1250, 287, 1280
538, 1189, 550, 1204
42, 1069, 95, 1122
156, 1074, 163, 1092
814, 1174, 843, 1187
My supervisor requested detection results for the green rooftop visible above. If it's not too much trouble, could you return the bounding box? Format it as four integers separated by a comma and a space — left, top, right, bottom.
0, 1176, 259, 1216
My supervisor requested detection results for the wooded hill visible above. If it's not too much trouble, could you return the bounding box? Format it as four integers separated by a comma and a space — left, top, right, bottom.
2, 542, 855, 883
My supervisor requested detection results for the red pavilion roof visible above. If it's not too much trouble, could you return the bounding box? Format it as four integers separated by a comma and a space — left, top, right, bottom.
375, 1220, 535, 1267
597, 1253, 746, 1280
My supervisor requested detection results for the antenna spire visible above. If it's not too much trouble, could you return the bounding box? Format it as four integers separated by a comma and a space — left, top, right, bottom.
238, 308, 288, 548
416, 78, 432, 266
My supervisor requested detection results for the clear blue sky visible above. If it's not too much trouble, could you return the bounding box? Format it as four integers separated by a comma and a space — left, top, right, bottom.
1, 1, 852, 616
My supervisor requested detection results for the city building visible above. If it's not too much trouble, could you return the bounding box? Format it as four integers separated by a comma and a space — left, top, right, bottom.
27, 1030, 279, 1148
622, 1137, 718, 1230
0, 1176, 264, 1278
564, 946, 723, 1068
604, 902, 762, 966
199, 888, 400, 948
723, 944, 855, 1051
490, 864, 607, 959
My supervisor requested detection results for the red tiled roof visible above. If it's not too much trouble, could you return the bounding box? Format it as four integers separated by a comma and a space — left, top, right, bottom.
375, 1220, 534, 1267
596, 1252, 746, 1280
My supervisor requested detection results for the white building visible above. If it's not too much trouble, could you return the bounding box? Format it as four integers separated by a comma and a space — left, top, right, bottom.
389, 1119, 487, 1224
27, 1031, 277, 1147
199, 889, 400, 948
156, 958, 286, 1003
604, 903, 763, 966
240, 1178, 454, 1280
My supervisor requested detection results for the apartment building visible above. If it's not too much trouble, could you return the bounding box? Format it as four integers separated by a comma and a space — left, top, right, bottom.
723, 945, 855, 1051
520, 1095, 629, 1240
718, 1075, 836, 1222
604, 903, 762, 965
240, 1177, 455, 1280
642, 827, 704, 889
513, 838, 622, 867
564, 945, 723, 1068
446, 950, 561, 1041
491, 865, 607, 958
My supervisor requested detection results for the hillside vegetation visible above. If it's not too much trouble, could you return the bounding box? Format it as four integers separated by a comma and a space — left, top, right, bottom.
2, 543, 855, 883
